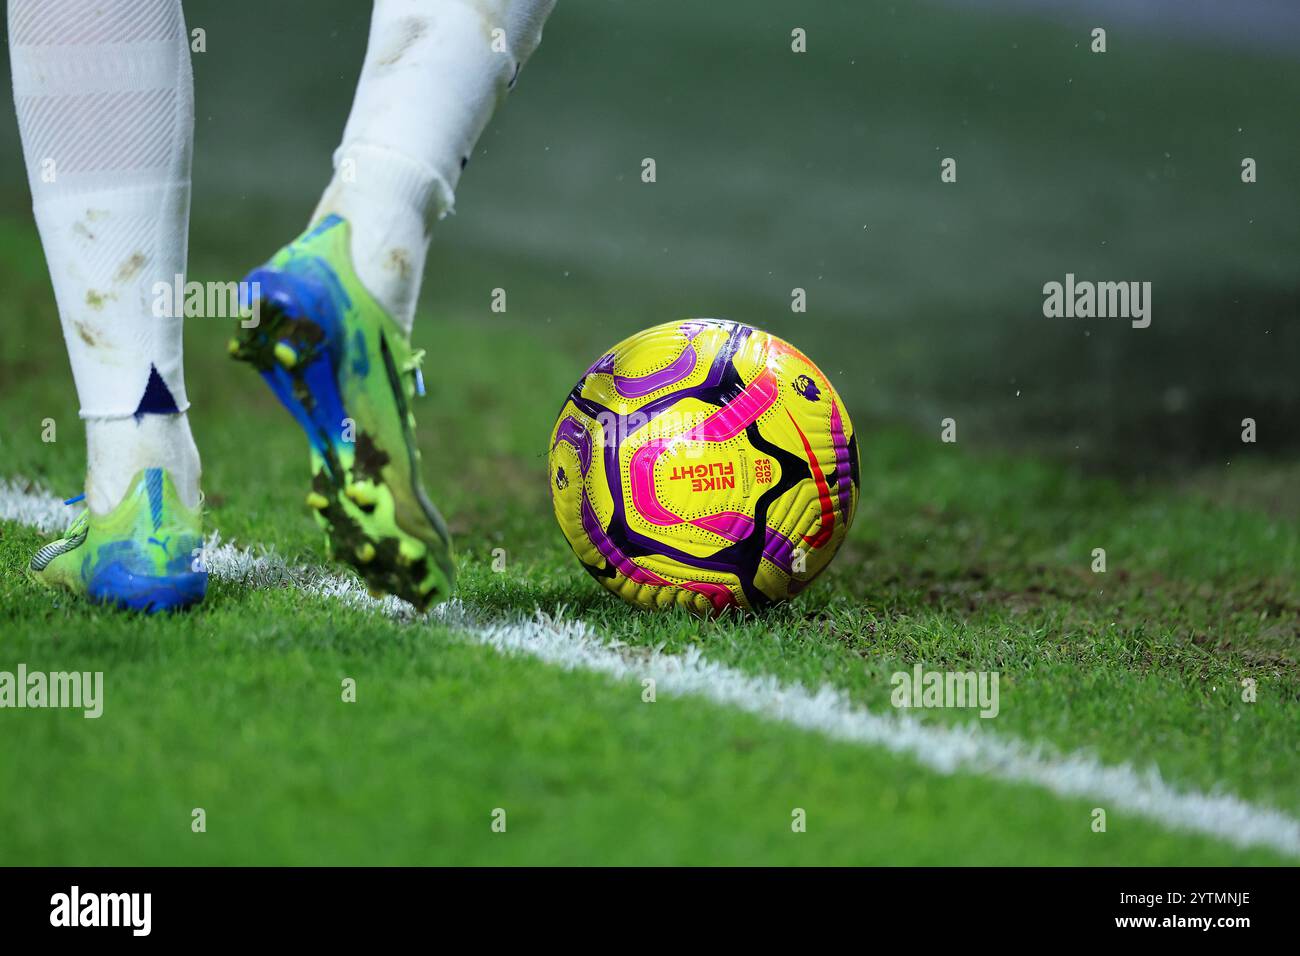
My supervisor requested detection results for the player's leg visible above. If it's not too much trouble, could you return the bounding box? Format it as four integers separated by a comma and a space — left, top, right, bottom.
232, 0, 555, 608
11, 0, 206, 611
314, 0, 554, 335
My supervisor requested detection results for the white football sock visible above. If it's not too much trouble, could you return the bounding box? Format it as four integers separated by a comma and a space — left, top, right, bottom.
313, 0, 556, 336
9, 0, 200, 513
85, 415, 202, 516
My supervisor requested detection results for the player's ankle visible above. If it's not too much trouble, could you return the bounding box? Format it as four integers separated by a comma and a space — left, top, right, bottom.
84, 413, 202, 515
311, 143, 451, 335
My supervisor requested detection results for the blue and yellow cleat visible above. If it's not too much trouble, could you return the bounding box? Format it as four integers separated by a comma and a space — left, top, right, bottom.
29, 468, 207, 613
229, 214, 455, 610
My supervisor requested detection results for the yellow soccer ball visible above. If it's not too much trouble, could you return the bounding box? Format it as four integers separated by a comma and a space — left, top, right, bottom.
548, 319, 859, 615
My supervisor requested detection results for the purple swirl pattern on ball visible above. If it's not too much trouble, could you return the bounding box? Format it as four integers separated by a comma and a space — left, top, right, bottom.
553, 416, 593, 476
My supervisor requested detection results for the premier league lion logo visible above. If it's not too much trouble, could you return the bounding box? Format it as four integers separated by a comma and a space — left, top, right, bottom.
792, 373, 821, 402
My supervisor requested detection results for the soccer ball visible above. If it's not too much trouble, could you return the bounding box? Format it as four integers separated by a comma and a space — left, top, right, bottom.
548, 319, 859, 614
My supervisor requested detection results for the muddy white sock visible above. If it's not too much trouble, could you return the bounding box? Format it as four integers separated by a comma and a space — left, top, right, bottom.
9, 0, 199, 513
86, 415, 201, 513
313, 0, 555, 336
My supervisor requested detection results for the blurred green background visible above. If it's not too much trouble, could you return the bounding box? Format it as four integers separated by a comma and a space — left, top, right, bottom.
1, 0, 1296, 479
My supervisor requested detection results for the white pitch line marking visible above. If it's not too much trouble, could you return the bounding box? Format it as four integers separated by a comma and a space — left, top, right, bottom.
2, 477, 1297, 858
